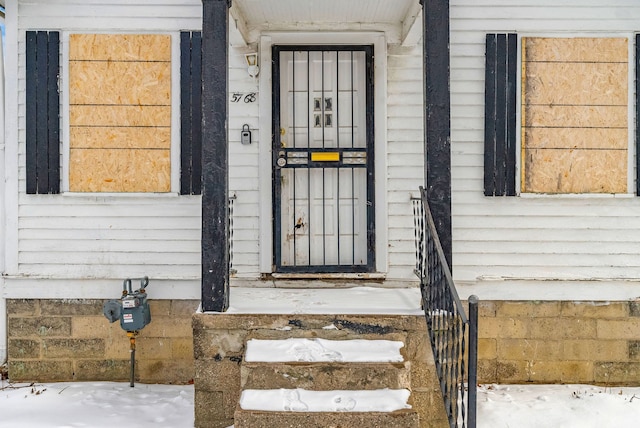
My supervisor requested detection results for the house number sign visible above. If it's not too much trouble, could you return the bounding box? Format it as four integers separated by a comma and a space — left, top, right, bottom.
230, 92, 257, 103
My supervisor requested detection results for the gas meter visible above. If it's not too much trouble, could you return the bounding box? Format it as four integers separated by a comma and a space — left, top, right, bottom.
103, 277, 151, 331
102, 277, 151, 387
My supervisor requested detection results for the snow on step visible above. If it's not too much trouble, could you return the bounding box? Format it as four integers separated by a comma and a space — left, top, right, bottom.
244, 338, 404, 363
239, 388, 412, 412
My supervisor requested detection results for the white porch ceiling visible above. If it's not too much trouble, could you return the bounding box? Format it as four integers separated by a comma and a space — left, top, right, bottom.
230, 0, 422, 46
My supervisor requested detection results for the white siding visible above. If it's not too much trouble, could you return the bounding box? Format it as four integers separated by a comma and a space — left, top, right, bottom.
450, 0, 640, 283
386, 45, 424, 280
13, 0, 264, 281
228, 44, 261, 277
11, 0, 424, 286
10, 0, 640, 296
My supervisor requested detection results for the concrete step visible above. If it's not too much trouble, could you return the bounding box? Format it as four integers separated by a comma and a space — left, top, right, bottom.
235, 338, 420, 427
233, 408, 420, 428
241, 361, 411, 390
244, 338, 405, 363
235, 388, 418, 428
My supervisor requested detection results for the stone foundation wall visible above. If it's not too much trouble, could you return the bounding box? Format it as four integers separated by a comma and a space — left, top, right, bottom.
476, 300, 640, 385
7, 299, 198, 384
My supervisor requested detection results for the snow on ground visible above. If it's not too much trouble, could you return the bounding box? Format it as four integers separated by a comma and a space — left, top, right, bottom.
2, 380, 639, 427
476, 383, 640, 428
0, 381, 194, 427
216, 286, 424, 315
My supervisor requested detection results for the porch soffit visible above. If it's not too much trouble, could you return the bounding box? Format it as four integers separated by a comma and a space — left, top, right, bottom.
231, 0, 421, 45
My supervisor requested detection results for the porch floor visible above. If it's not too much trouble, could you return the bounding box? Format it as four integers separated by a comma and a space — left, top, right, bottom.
201, 286, 423, 315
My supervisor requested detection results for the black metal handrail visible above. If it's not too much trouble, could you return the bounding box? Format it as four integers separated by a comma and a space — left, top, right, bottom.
412, 186, 478, 428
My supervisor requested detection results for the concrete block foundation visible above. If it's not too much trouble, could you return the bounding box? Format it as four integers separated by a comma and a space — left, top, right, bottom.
475, 300, 640, 385
7, 299, 198, 384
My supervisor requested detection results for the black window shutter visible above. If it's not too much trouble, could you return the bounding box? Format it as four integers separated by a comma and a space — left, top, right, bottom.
484, 33, 517, 197
26, 30, 60, 194
180, 31, 203, 195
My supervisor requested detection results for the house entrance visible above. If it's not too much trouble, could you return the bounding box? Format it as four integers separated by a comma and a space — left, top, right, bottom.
272, 45, 375, 273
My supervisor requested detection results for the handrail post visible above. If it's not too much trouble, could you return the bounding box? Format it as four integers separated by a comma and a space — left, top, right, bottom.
467, 295, 479, 428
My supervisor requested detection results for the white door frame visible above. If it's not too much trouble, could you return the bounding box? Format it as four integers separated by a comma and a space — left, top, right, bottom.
258, 32, 388, 274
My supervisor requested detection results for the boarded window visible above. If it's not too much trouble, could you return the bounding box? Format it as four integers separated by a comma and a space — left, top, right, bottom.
521, 38, 628, 194
68, 34, 171, 192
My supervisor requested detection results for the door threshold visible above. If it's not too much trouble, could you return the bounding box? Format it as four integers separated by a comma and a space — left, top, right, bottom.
268, 272, 386, 280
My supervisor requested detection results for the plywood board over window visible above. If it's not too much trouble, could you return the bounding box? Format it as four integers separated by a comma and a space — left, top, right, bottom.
69, 34, 171, 192
522, 37, 628, 194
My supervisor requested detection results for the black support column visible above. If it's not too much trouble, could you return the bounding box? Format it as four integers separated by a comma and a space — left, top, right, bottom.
201, 0, 230, 312
421, 0, 452, 268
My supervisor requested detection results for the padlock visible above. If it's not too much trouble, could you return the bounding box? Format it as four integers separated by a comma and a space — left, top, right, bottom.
241, 124, 252, 145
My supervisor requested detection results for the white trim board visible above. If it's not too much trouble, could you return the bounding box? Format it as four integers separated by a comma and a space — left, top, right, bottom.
0, 8, 6, 278
4, 0, 18, 275
456, 280, 640, 302
3, 278, 201, 300
2, 279, 419, 304
4, 277, 640, 302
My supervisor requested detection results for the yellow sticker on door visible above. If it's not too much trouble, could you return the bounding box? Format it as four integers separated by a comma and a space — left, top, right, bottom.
311, 152, 340, 162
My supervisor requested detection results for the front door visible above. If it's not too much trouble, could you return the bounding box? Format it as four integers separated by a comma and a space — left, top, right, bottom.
273, 46, 374, 273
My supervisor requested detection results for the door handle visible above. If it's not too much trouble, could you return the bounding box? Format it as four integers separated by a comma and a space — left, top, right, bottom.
276, 151, 287, 167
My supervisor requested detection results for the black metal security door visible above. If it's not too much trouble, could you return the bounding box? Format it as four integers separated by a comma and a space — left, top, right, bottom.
273, 45, 374, 273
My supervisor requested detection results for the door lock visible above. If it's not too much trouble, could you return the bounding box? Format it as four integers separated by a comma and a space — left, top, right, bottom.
276, 151, 287, 167
241, 124, 252, 145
